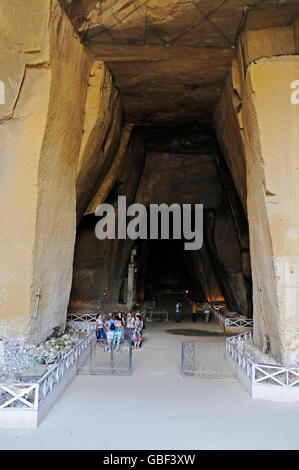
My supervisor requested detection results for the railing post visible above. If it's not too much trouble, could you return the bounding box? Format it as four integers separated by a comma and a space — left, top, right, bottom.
34, 384, 39, 409
89, 338, 94, 374
181, 342, 184, 377
252, 364, 256, 383
111, 348, 114, 375
129, 343, 132, 376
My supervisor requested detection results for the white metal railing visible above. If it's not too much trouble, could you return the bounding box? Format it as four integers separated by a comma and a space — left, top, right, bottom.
67, 312, 97, 322
0, 383, 39, 410
226, 331, 299, 387
226, 331, 254, 380
211, 308, 225, 329
224, 318, 254, 328
67, 320, 95, 333
211, 307, 253, 329
0, 331, 95, 410
37, 331, 94, 404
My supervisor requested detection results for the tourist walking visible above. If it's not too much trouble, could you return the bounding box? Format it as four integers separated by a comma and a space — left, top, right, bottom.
95, 313, 106, 341
105, 313, 116, 352
175, 301, 182, 323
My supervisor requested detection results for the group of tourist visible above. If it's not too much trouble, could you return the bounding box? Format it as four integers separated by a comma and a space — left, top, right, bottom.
95, 312, 145, 352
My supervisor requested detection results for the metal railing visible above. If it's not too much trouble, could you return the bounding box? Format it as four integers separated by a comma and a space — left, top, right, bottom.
226, 331, 254, 380
211, 308, 253, 330
181, 340, 236, 379
78, 339, 132, 376
224, 318, 254, 328
0, 331, 94, 410
211, 308, 225, 329
0, 383, 39, 410
67, 312, 97, 322
226, 331, 299, 387
67, 320, 95, 333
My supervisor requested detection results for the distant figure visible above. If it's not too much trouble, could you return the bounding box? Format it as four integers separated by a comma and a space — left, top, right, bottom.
203, 303, 211, 324
191, 301, 197, 322
95, 313, 106, 342
176, 301, 182, 323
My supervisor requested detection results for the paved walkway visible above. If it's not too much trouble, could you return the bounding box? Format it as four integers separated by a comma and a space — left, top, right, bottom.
1, 320, 299, 450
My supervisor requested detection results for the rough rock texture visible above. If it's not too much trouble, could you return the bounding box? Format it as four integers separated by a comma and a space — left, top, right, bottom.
135, 151, 222, 209
215, 23, 299, 365
85, 122, 134, 214
0, 0, 51, 340
69, 131, 145, 311
76, 61, 122, 220
0, 0, 92, 343
2, 0, 299, 369
70, 125, 252, 316
60, 0, 299, 124
214, 60, 247, 212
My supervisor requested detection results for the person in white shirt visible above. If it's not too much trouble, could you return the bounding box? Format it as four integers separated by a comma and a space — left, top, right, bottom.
176, 301, 182, 323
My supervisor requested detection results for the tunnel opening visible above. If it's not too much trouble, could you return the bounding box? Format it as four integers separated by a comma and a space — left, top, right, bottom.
2, 1, 299, 415
69, 122, 252, 323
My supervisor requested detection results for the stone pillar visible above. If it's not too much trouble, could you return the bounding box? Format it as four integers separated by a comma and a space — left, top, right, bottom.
216, 23, 299, 365
0, 0, 91, 343
243, 55, 299, 365
126, 248, 138, 309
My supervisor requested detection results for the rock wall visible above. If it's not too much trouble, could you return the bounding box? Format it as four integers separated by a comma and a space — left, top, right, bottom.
69, 131, 145, 312
214, 59, 247, 213
0, 0, 92, 342
76, 61, 122, 220
215, 22, 299, 365
133, 131, 251, 315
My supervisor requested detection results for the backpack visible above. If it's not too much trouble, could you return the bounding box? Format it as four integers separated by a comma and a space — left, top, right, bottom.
110, 321, 115, 331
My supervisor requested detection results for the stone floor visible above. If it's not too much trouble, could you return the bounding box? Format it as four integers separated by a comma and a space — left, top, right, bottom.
1, 319, 299, 450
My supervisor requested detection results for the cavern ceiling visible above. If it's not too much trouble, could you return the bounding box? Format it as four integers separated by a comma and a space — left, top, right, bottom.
61, 0, 299, 123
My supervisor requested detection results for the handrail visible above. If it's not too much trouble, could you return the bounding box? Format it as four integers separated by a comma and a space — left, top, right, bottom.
0, 331, 95, 410
226, 331, 299, 387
